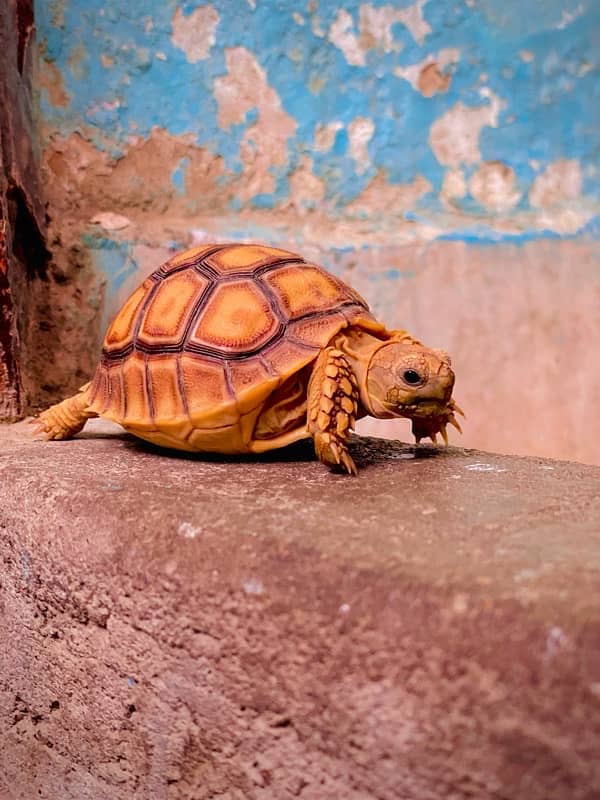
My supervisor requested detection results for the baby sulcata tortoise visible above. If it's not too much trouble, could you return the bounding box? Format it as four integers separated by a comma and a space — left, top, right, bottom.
35, 243, 463, 475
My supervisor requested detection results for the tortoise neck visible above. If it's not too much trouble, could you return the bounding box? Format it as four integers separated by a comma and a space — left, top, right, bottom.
331, 328, 388, 416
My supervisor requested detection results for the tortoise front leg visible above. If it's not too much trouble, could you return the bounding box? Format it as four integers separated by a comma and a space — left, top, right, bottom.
307, 347, 359, 476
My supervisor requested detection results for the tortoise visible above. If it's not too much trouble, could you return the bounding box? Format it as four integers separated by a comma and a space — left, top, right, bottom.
34, 242, 463, 474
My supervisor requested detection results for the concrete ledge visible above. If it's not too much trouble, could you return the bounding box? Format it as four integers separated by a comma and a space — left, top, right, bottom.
1, 420, 599, 799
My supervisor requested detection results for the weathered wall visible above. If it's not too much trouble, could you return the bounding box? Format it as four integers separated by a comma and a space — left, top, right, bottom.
34, 0, 599, 462
0, 0, 48, 420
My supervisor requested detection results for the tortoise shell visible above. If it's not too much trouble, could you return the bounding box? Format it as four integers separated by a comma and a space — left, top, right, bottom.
88, 243, 382, 453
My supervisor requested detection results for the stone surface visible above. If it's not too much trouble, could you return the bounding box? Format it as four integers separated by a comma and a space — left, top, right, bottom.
1, 420, 599, 799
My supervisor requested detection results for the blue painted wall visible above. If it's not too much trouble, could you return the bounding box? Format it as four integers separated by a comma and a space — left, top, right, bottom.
37, 0, 599, 234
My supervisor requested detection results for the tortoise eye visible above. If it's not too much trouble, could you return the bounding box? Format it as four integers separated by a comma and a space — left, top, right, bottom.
403, 369, 422, 385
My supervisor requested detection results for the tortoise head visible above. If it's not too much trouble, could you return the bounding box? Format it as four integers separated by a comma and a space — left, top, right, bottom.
364, 340, 456, 422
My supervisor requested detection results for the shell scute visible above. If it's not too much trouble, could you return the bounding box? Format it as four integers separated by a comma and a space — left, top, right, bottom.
189, 279, 279, 353
263, 264, 353, 320
104, 278, 154, 353
121, 353, 149, 424
91, 361, 122, 417
227, 357, 278, 415
161, 244, 220, 274
205, 243, 297, 274
290, 310, 356, 349
179, 355, 238, 426
261, 337, 319, 377
146, 355, 187, 421
138, 270, 209, 348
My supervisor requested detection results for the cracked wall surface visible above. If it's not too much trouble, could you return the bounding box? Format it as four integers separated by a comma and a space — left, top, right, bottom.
31, 0, 599, 462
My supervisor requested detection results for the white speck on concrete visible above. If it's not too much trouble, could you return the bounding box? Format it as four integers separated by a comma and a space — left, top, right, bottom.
178, 521, 201, 538
243, 578, 264, 595
514, 568, 537, 583
452, 593, 468, 614
464, 462, 508, 473
545, 626, 571, 659
339, 603, 351, 614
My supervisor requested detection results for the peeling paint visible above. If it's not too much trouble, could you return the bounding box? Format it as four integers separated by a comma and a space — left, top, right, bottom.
469, 162, 521, 213
38, 56, 69, 107
214, 47, 297, 204
171, 6, 219, 63
328, 1, 431, 67
286, 156, 326, 213
440, 169, 467, 208
429, 89, 503, 168
347, 117, 374, 175
346, 172, 431, 217
35, 0, 599, 236
313, 121, 343, 153
530, 160, 582, 208
328, 9, 365, 67
394, 49, 460, 96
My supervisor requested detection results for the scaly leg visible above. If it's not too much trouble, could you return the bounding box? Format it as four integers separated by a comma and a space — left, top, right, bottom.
31, 382, 98, 440
307, 348, 359, 475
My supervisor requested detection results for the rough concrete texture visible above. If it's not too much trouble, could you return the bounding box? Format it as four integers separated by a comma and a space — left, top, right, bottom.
28, 0, 600, 464
1, 419, 600, 799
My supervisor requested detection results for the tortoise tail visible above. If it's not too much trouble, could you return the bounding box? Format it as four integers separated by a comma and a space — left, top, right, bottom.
31, 382, 98, 440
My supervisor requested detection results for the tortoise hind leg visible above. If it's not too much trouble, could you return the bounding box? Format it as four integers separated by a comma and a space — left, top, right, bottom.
307, 347, 359, 476
32, 382, 98, 440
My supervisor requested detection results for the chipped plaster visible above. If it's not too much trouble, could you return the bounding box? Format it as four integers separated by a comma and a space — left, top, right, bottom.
328, 2, 432, 67
529, 160, 583, 209
347, 117, 375, 175
393, 49, 460, 96
429, 89, 503, 168
171, 5, 219, 63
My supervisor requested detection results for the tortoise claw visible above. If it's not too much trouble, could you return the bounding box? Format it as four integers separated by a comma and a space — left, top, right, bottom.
449, 399, 466, 418
412, 398, 465, 446
448, 413, 463, 434
440, 424, 449, 446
